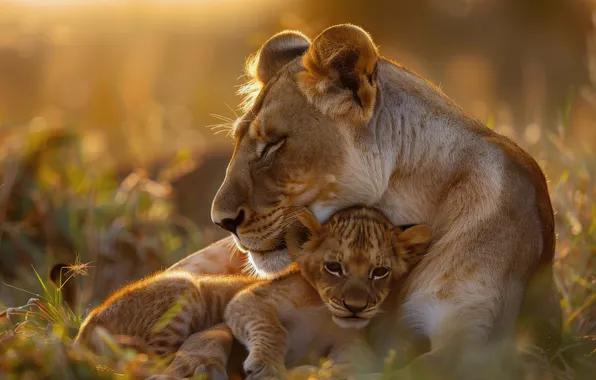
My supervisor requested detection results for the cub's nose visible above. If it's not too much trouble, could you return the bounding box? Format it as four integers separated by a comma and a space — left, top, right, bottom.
215, 209, 245, 235
342, 299, 368, 314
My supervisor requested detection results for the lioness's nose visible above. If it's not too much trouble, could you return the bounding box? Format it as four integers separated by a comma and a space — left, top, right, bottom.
215, 209, 245, 235
342, 298, 368, 314
211, 172, 248, 233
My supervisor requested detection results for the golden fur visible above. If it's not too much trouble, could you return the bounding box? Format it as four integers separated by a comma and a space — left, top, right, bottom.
76, 207, 430, 379
75, 271, 254, 378
176, 23, 563, 379
223, 208, 430, 379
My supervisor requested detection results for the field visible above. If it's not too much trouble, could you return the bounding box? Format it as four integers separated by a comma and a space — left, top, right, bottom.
1, 110, 595, 380
1, 1, 595, 379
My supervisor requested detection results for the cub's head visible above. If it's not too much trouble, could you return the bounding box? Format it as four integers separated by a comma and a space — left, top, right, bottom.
286, 207, 431, 329
211, 25, 385, 276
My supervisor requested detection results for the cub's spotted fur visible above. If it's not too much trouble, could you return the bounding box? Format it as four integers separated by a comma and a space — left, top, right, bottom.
75, 272, 254, 377
75, 207, 431, 379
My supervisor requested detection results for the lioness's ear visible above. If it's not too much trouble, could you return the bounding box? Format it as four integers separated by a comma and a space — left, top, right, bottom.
285, 209, 324, 258
250, 30, 311, 85
298, 24, 379, 123
395, 225, 432, 263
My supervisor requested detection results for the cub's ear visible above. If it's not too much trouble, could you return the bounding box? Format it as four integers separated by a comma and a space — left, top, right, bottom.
394, 225, 432, 264
249, 30, 311, 85
298, 24, 379, 123
285, 208, 325, 258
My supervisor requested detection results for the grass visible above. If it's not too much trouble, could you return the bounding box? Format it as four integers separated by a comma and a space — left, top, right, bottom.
0, 128, 206, 378
0, 274, 169, 380
0, 122, 595, 379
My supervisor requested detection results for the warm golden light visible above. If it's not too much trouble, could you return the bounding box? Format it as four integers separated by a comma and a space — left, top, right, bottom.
10, 0, 249, 4
0, 1, 594, 380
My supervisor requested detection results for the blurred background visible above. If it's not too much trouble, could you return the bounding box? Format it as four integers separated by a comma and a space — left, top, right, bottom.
0, 0, 594, 323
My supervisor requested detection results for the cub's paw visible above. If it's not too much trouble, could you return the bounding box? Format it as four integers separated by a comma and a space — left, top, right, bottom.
244, 357, 286, 380
195, 364, 229, 380
162, 356, 227, 380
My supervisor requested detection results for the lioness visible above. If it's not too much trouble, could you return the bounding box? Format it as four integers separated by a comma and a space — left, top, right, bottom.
170, 24, 561, 378
76, 207, 431, 379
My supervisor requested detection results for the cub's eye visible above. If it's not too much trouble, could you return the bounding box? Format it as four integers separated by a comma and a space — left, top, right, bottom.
324, 261, 343, 277
370, 266, 391, 280
260, 137, 285, 159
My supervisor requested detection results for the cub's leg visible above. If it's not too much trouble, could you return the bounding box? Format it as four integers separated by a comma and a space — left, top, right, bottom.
225, 289, 289, 380
153, 323, 233, 380
76, 273, 256, 368
144, 276, 257, 359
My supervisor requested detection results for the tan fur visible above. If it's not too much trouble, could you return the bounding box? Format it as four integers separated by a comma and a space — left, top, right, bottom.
76, 207, 429, 379
75, 271, 256, 378
224, 208, 430, 379
195, 23, 562, 379
297, 24, 378, 123
238, 30, 310, 113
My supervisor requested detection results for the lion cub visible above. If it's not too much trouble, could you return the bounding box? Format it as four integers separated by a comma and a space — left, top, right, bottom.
221, 207, 431, 379
75, 207, 431, 379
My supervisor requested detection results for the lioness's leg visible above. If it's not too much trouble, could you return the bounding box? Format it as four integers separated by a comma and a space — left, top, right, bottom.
389, 230, 535, 380
516, 264, 562, 353
159, 323, 234, 379
167, 236, 246, 275
393, 292, 517, 380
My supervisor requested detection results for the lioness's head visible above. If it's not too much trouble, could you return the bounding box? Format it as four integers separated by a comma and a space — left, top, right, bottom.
287, 207, 431, 329
212, 24, 389, 276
